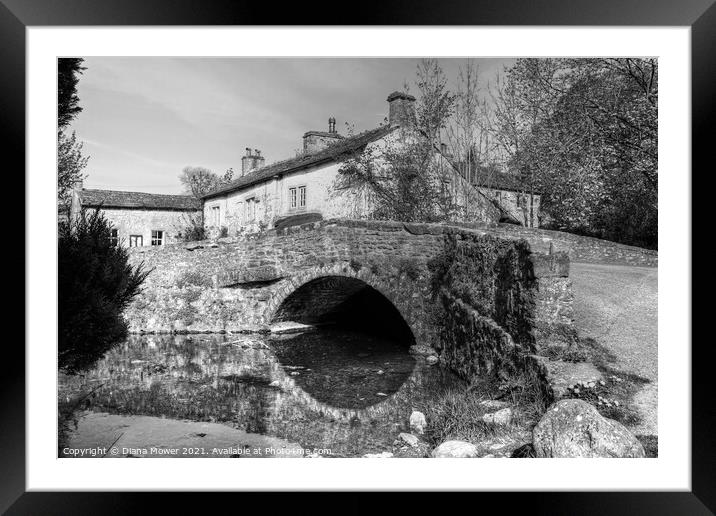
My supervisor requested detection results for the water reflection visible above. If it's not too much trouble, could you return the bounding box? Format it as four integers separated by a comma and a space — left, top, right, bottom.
59, 329, 464, 457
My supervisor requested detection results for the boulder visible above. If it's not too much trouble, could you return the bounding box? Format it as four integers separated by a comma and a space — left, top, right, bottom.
398, 433, 420, 447
482, 407, 513, 426
426, 355, 439, 365
533, 399, 645, 458
409, 411, 427, 435
431, 440, 479, 458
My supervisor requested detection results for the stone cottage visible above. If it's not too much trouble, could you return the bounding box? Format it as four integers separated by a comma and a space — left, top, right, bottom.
201, 91, 538, 236
68, 90, 541, 245
69, 186, 202, 247
468, 165, 541, 228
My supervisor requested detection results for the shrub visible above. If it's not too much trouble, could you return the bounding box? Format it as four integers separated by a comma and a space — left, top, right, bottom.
175, 270, 212, 288
397, 257, 421, 280
219, 226, 229, 238
58, 209, 150, 373
182, 213, 205, 242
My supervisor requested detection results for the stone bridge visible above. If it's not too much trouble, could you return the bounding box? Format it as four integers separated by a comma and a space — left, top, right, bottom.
126, 219, 575, 382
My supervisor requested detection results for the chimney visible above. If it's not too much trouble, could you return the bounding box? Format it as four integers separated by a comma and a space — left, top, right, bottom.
253, 149, 265, 169
302, 117, 343, 154
241, 148, 265, 176
386, 91, 416, 127
241, 148, 253, 176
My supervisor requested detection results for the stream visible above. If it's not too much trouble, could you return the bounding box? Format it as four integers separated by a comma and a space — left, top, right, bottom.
58, 328, 466, 457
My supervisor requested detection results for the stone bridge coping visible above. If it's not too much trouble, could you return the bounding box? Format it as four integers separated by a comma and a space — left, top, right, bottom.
128, 217, 554, 252
129, 217, 654, 257
127, 217, 655, 273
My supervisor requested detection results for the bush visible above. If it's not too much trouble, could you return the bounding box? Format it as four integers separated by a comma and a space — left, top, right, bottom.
58, 209, 149, 373
175, 270, 212, 289
182, 212, 205, 242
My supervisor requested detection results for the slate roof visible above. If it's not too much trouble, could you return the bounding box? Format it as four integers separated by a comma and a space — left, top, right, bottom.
80, 189, 202, 210
472, 169, 525, 192
203, 125, 397, 199
452, 163, 540, 194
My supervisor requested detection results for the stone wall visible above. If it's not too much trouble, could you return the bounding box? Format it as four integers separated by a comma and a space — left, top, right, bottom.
96, 207, 199, 247
477, 187, 541, 228
457, 222, 657, 267
124, 219, 575, 385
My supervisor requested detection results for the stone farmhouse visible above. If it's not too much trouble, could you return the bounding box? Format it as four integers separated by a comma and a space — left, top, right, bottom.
69, 91, 541, 247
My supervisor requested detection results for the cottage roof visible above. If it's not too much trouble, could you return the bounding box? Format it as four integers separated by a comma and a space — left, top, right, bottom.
451, 162, 541, 194
203, 125, 397, 199
472, 168, 525, 192
80, 189, 202, 211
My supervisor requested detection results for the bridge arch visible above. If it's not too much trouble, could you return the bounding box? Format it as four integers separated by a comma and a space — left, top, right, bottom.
264, 263, 419, 346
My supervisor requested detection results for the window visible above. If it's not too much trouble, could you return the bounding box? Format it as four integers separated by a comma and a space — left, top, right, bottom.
211, 205, 220, 226
109, 229, 119, 247
289, 186, 306, 211
245, 197, 256, 222
129, 235, 143, 247
151, 230, 164, 246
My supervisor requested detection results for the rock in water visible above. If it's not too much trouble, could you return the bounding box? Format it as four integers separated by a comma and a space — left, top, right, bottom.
409, 411, 427, 435
431, 440, 479, 458
533, 399, 645, 458
398, 433, 420, 447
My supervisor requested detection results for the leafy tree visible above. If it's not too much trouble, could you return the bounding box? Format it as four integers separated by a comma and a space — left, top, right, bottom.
57, 58, 89, 206
57, 130, 89, 205
58, 58, 86, 129
222, 167, 234, 183
58, 209, 149, 373
486, 58, 658, 248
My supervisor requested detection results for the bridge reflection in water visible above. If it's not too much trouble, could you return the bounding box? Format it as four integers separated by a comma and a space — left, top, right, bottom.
59, 329, 464, 457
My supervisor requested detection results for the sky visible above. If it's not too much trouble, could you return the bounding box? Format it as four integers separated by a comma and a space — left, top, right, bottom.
70, 57, 515, 195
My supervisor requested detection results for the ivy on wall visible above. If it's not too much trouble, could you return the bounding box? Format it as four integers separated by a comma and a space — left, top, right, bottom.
428, 232, 538, 380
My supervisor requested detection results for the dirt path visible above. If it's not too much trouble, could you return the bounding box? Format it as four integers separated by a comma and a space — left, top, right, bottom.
570, 262, 658, 436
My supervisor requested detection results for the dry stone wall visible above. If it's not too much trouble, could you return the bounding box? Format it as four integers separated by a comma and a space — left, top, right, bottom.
454, 222, 657, 267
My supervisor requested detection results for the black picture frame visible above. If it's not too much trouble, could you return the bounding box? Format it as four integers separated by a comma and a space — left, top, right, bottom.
3, 0, 709, 512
